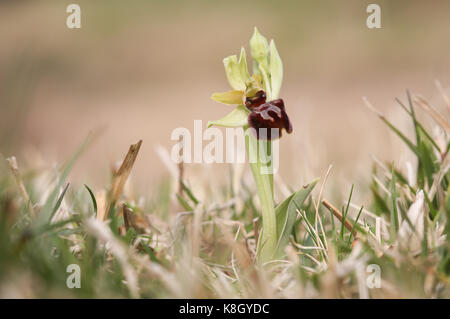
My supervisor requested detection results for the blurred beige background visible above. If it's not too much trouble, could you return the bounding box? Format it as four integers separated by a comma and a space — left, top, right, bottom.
1, 0, 449, 199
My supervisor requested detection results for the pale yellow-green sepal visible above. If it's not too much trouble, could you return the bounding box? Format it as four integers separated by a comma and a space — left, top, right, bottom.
269, 40, 283, 99
211, 90, 244, 105
207, 105, 250, 128
223, 48, 250, 91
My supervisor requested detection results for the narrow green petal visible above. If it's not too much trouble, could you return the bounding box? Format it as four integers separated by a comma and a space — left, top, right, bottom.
207, 105, 250, 128
211, 90, 244, 105
269, 40, 283, 99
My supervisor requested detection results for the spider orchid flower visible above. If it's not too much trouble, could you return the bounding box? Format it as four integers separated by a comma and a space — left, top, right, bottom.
208, 28, 292, 140
208, 28, 292, 263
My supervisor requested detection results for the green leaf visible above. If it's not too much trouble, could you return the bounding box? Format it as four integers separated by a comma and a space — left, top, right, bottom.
347, 206, 363, 247
36, 134, 91, 228
48, 182, 70, 222
273, 179, 319, 258
176, 194, 193, 211
370, 184, 389, 216
397, 92, 440, 189
397, 97, 441, 153
379, 115, 420, 157
211, 90, 244, 105
84, 184, 98, 215
418, 139, 437, 188
269, 40, 283, 99
208, 105, 250, 128
390, 164, 399, 240
340, 184, 354, 242
181, 180, 199, 205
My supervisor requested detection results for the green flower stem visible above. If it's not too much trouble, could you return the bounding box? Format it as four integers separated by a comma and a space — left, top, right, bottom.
246, 130, 276, 263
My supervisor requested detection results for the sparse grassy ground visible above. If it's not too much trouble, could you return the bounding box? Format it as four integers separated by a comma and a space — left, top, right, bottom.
0, 88, 449, 299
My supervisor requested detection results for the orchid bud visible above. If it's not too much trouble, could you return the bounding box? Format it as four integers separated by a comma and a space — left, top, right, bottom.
250, 27, 269, 69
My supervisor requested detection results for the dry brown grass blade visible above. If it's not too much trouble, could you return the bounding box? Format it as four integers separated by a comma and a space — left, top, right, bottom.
6, 156, 36, 218
253, 217, 259, 244
413, 95, 450, 135
123, 204, 133, 232
362, 96, 384, 118
177, 136, 184, 196
101, 140, 142, 221
122, 204, 147, 235
216, 222, 266, 297
435, 80, 450, 112
322, 199, 357, 237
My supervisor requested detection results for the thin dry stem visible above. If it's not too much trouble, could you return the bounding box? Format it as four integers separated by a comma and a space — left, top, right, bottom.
322, 199, 357, 238
435, 80, 450, 112
102, 140, 142, 221
413, 95, 450, 135
6, 156, 36, 218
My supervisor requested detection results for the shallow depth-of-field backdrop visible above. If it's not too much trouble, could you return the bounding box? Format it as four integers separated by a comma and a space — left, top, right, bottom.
1, 0, 449, 192
0, 0, 449, 298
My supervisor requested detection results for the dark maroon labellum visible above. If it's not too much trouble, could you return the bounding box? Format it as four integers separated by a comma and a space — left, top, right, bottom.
245, 90, 293, 140
245, 90, 266, 110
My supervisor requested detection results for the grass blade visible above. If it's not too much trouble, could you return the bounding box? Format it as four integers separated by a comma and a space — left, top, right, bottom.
84, 184, 98, 215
